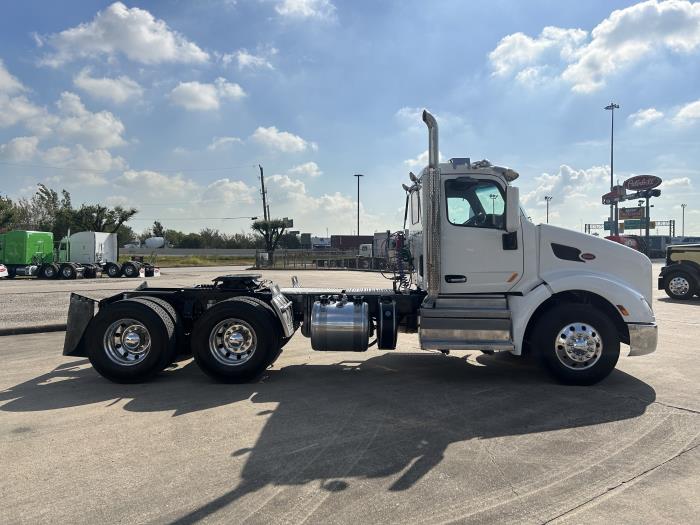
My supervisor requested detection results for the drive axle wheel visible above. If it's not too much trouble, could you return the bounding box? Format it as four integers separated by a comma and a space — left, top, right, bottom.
664, 272, 695, 300
106, 262, 121, 278
533, 304, 620, 385
60, 263, 76, 279
191, 298, 279, 383
85, 299, 175, 383
39, 263, 58, 279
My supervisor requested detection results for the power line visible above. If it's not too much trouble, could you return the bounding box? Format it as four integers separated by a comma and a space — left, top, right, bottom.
0, 161, 258, 174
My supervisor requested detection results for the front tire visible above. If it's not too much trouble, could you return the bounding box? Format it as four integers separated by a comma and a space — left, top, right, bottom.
664, 271, 695, 300
191, 298, 279, 383
532, 304, 620, 385
85, 299, 176, 383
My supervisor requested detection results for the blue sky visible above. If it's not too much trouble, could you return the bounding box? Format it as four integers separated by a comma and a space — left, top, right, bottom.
1, 0, 699, 236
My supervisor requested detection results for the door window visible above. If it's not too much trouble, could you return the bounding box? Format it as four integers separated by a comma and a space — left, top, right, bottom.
445, 179, 505, 229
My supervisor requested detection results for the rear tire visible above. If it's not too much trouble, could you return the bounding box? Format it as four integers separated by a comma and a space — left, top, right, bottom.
130, 296, 185, 362
39, 263, 58, 279
122, 261, 140, 278
664, 271, 695, 300
532, 303, 620, 385
191, 298, 279, 383
59, 263, 76, 280
85, 299, 175, 383
106, 262, 121, 278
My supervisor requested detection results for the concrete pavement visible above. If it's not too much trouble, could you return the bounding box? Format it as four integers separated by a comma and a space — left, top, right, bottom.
1, 267, 699, 524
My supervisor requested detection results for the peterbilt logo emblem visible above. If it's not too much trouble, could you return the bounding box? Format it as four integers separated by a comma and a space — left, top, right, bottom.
623, 175, 662, 191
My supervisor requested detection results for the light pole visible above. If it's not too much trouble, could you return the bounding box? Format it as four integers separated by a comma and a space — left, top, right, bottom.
544, 195, 553, 223
354, 173, 364, 238
605, 102, 620, 235
681, 203, 687, 236
489, 193, 497, 215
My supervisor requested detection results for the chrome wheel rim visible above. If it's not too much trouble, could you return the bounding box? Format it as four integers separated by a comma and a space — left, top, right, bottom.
209, 318, 257, 366
554, 322, 603, 370
62, 266, 72, 278
103, 318, 151, 366
45, 266, 55, 277
669, 276, 690, 297
125, 265, 134, 276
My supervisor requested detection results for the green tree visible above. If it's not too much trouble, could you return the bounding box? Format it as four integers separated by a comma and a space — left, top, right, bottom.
0, 195, 17, 231
152, 220, 165, 237
252, 219, 287, 259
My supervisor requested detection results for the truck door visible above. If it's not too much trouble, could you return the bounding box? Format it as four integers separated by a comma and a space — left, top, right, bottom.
441, 176, 523, 293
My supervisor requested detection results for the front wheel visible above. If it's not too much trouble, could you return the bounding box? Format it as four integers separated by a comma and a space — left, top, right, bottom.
532, 304, 620, 385
664, 272, 695, 300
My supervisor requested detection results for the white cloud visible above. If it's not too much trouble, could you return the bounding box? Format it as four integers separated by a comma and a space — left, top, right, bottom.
200, 178, 255, 204
0, 59, 25, 94
521, 165, 609, 207
660, 177, 692, 189
0, 136, 39, 161
673, 99, 700, 125
628, 107, 664, 127
207, 136, 242, 150
488, 0, 700, 93
73, 68, 143, 104
403, 150, 443, 168
40, 2, 209, 66
115, 170, 198, 197
0, 93, 49, 130
252, 126, 316, 152
274, 0, 336, 21
170, 78, 246, 111
288, 161, 322, 177
42, 145, 127, 186
222, 48, 277, 70
489, 26, 587, 78
55, 92, 126, 148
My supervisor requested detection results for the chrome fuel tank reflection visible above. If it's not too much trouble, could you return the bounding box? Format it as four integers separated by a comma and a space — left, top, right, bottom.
310, 295, 370, 351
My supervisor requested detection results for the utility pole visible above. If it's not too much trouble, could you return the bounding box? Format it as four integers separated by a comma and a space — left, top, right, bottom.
605, 102, 620, 235
259, 164, 268, 221
544, 195, 553, 223
681, 203, 687, 236
354, 173, 364, 239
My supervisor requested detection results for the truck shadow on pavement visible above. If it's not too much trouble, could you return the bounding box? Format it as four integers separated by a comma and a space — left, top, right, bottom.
1, 350, 656, 523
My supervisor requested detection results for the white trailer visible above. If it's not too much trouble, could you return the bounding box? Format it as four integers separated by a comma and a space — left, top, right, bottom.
64, 110, 657, 386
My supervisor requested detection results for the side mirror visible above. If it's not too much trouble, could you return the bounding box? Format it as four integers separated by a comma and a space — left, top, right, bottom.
505, 186, 520, 232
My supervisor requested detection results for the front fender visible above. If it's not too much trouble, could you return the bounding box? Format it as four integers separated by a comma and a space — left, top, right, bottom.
545, 271, 655, 324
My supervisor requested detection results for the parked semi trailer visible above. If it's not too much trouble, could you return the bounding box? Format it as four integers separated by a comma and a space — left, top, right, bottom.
0, 230, 159, 279
64, 111, 657, 386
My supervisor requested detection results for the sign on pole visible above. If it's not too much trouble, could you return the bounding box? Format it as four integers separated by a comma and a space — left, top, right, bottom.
619, 207, 645, 220
623, 175, 662, 191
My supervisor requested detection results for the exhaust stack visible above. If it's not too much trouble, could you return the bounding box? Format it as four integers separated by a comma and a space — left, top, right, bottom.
422, 110, 439, 168
422, 110, 441, 300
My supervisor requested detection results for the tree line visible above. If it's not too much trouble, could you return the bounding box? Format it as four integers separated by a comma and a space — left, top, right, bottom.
1, 184, 297, 251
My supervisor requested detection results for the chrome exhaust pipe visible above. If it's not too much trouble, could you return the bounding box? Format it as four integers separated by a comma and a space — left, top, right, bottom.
422, 109, 441, 300
422, 110, 438, 168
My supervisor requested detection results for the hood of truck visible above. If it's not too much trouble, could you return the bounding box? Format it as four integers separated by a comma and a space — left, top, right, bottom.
538, 224, 653, 305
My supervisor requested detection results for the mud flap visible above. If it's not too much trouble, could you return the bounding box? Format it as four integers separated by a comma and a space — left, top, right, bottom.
62, 293, 96, 356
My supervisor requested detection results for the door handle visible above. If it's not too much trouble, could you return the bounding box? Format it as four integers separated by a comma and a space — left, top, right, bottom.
445, 275, 467, 283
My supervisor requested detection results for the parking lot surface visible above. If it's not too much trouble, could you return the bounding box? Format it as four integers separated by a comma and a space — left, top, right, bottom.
1, 265, 699, 524
0, 267, 388, 330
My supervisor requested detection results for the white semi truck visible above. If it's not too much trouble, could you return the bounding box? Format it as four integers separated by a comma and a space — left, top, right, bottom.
63, 110, 657, 385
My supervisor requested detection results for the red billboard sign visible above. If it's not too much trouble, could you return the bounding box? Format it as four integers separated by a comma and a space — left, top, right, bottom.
619, 207, 645, 220
623, 175, 661, 191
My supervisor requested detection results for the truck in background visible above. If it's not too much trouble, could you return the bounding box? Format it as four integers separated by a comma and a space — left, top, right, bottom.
0, 230, 159, 279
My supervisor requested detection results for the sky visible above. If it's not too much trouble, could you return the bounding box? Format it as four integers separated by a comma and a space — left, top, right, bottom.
0, 0, 699, 237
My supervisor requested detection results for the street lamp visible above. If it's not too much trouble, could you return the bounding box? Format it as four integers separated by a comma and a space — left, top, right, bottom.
489, 193, 497, 215
354, 173, 364, 238
681, 203, 687, 236
605, 102, 620, 235
544, 195, 553, 223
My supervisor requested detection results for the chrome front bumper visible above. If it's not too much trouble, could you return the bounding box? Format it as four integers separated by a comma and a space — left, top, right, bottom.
627, 323, 658, 356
